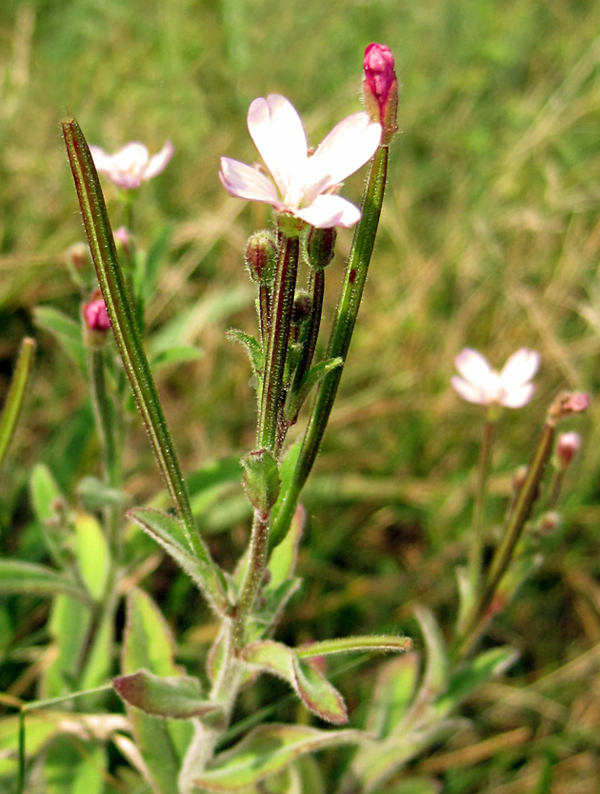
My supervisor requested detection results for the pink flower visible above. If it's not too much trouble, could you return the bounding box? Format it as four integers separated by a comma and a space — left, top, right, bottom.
451, 348, 540, 408
219, 94, 381, 229
84, 299, 111, 331
363, 43, 398, 144
90, 140, 174, 189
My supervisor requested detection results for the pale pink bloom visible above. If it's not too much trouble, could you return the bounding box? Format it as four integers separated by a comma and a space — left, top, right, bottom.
219, 94, 381, 229
90, 140, 174, 189
451, 348, 540, 408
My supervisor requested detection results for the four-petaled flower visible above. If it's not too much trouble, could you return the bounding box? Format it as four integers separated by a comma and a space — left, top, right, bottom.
90, 140, 174, 189
219, 94, 381, 229
451, 347, 540, 408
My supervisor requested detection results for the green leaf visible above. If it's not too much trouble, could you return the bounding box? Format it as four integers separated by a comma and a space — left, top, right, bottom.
128, 507, 229, 613
151, 345, 204, 371
76, 475, 131, 511
241, 640, 347, 725
226, 328, 264, 377
270, 441, 301, 531
0, 560, 89, 603
73, 512, 110, 600
295, 634, 412, 659
285, 356, 343, 421
434, 646, 518, 718
113, 669, 223, 720
122, 588, 193, 794
30, 463, 64, 524
414, 606, 449, 698
0, 337, 35, 468
42, 596, 92, 698
192, 724, 361, 792
365, 653, 420, 740
33, 306, 87, 372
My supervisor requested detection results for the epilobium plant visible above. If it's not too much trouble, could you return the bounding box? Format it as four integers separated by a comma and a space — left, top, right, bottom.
0, 43, 590, 794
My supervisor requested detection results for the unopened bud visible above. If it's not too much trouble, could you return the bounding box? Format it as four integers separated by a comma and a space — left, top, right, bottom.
555, 432, 581, 470
241, 448, 280, 516
511, 465, 528, 496
537, 510, 562, 535
549, 391, 590, 421
114, 226, 132, 259
363, 43, 399, 145
83, 294, 111, 346
66, 242, 90, 272
291, 291, 312, 326
306, 226, 336, 270
245, 232, 277, 285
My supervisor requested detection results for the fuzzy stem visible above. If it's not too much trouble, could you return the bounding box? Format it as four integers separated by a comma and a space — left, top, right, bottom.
257, 231, 300, 452
288, 268, 325, 424
468, 418, 496, 593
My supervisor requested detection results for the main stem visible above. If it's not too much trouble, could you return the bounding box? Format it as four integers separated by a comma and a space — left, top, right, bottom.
468, 418, 495, 593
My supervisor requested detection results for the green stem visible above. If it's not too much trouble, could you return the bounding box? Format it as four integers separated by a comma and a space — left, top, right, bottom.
0, 337, 35, 468
468, 418, 496, 593
456, 417, 556, 658
288, 267, 325, 423
62, 118, 218, 579
257, 231, 300, 452
233, 508, 270, 651
269, 146, 389, 549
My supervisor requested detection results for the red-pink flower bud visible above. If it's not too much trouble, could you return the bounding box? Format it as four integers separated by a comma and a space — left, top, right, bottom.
363, 43, 398, 145
84, 299, 111, 332
556, 432, 581, 470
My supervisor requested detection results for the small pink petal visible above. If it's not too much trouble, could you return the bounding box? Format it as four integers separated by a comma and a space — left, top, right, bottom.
501, 383, 535, 408
500, 348, 539, 391
308, 112, 381, 190
454, 348, 493, 387
219, 157, 279, 203
143, 140, 174, 179
451, 375, 486, 405
295, 194, 361, 229
248, 95, 308, 200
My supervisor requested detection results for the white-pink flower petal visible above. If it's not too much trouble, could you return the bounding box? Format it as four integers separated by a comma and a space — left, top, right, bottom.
454, 348, 494, 389
451, 375, 487, 405
499, 348, 540, 391
248, 95, 308, 203
143, 140, 175, 180
500, 383, 535, 409
219, 157, 279, 204
308, 112, 382, 191
295, 194, 361, 229
90, 140, 173, 189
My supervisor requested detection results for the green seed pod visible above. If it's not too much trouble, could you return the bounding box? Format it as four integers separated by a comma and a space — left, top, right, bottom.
245, 231, 277, 285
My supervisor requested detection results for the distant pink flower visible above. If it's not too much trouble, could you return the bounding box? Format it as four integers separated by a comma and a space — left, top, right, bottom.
90, 140, 174, 189
219, 94, 381, 229
84, 299, 111, 331
451, 348, 540, 408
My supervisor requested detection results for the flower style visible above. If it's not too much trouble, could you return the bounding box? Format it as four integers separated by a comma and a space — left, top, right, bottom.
90, 140, 174, 189
451, 347, 540, 408
219, 94, 381, 229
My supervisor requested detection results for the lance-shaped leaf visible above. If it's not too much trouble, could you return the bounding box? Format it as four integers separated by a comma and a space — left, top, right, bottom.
296, 634, 412, 659
113, 669, 223, 721
0, 337, 35, 467
61, 117, 224, 607
226, 328, 264, 378
33, 306, 86, 372
241, 640, 347, 725
284, 356, 343, 422
0, 560, 91, 604
122, 588, 193, 794
129, 507, 229, 614
74, 512, 110, 600
365, 653, 420, 739
192, 723, 361, 792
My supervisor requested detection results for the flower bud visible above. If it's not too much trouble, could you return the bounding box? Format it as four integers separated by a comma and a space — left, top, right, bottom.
555, 432, 581, 470
306, 226, 336, 270
83, 295, 111, 346
536, 511, 562, 535
242, 448, 280, 516
245, 231, 277, 285
363, 43, 399, 145
291, 291, 312, 326
66, 242, 90, 272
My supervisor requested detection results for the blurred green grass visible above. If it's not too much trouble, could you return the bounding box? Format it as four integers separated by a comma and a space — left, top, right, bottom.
2, 0, 600, 790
